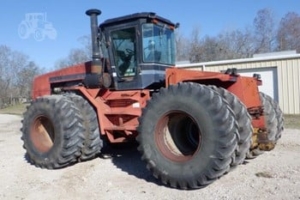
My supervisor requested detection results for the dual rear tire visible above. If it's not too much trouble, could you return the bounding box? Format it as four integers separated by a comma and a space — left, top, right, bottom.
21, 95, 85, 169
210, 86, 252, 166
21, 94, 102, 169
67, 94, 103, 161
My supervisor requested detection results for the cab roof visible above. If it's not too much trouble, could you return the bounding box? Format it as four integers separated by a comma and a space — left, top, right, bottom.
100, 12, 176, 28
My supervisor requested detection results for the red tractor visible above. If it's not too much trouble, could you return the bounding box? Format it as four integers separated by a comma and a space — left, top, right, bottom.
21, 9, 283, 189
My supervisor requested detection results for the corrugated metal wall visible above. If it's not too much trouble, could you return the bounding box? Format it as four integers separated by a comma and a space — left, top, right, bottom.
185, 57, 300, 114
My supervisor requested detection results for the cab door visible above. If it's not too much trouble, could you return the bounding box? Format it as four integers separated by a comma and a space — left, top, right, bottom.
108, 26, 140, 85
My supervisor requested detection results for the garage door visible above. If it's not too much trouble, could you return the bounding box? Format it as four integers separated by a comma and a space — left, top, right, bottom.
238, 67, 278, 102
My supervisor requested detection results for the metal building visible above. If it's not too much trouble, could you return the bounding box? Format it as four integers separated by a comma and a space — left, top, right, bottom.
176, 52, 300, 114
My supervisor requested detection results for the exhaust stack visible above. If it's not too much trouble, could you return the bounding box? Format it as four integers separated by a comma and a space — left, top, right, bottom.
86, 9, 102, 74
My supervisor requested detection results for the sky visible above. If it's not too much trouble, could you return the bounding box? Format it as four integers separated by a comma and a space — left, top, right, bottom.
1, 0, 300, 70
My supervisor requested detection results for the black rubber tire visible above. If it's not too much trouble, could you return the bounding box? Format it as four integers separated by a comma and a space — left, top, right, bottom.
137, 82, 238, 189
210, 86, 252, 166
259, 92, 278, 143
260, 92, 284, 141
67, 94, 103, 161
21, 95, 84, 169
274, 104, 284, 141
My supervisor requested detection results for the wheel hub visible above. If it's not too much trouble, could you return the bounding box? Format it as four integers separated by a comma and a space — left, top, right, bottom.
155, 111, 201, 162
30, 116, 55, 153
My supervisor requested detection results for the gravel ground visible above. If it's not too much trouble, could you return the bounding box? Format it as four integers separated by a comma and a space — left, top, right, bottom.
0, 114, 299, 200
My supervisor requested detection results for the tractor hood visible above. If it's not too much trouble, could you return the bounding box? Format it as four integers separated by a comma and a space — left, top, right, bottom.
32, 61, 93, 99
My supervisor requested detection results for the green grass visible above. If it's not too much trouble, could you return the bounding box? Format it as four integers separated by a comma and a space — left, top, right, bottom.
284, 115, 300, 129
0, 104, 27, 115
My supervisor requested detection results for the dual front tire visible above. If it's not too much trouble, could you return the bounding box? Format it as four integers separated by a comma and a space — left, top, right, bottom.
137, 83, 283, 189
137, 83, 239, 189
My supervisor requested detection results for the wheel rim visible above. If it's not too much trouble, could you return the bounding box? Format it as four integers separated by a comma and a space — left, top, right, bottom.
155, 111, 201, 162
30, 115, 55, 153
18, 25, 27, 37
34, 30, 45, 41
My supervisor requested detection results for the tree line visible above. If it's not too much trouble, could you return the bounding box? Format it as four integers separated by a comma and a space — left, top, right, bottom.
1, 8, 299, 107
177, 8, 300, 62
0, 46, 43, 107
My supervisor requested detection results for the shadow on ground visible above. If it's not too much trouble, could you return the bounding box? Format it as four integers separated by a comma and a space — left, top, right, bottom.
100, 143, 163, 187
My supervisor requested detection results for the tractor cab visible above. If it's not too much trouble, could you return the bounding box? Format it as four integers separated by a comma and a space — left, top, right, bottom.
97, 11, 178, 90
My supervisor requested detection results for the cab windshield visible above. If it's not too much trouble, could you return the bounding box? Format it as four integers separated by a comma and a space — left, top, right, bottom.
142, 23, 175, 65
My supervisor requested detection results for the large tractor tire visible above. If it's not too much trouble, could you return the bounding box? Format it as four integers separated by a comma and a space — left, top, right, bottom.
21, 95, 84, 169
210, 86, 252, 166
260, 92, 284, 141
67, 94, 103, 161
137, 82, 238, 189
259, 92, 279, 145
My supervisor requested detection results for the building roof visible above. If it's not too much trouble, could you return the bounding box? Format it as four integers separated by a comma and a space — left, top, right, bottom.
176, 53, 300, 68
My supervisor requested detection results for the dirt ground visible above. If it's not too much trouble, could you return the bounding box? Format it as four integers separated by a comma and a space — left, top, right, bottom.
0, 114, 299, 200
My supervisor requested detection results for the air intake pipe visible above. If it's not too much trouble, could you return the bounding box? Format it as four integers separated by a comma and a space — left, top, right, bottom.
86, 9, 102, 75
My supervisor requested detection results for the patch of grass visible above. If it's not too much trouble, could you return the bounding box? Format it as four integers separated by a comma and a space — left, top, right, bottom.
0, 104, 27, 115
284, 115, 300, 129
